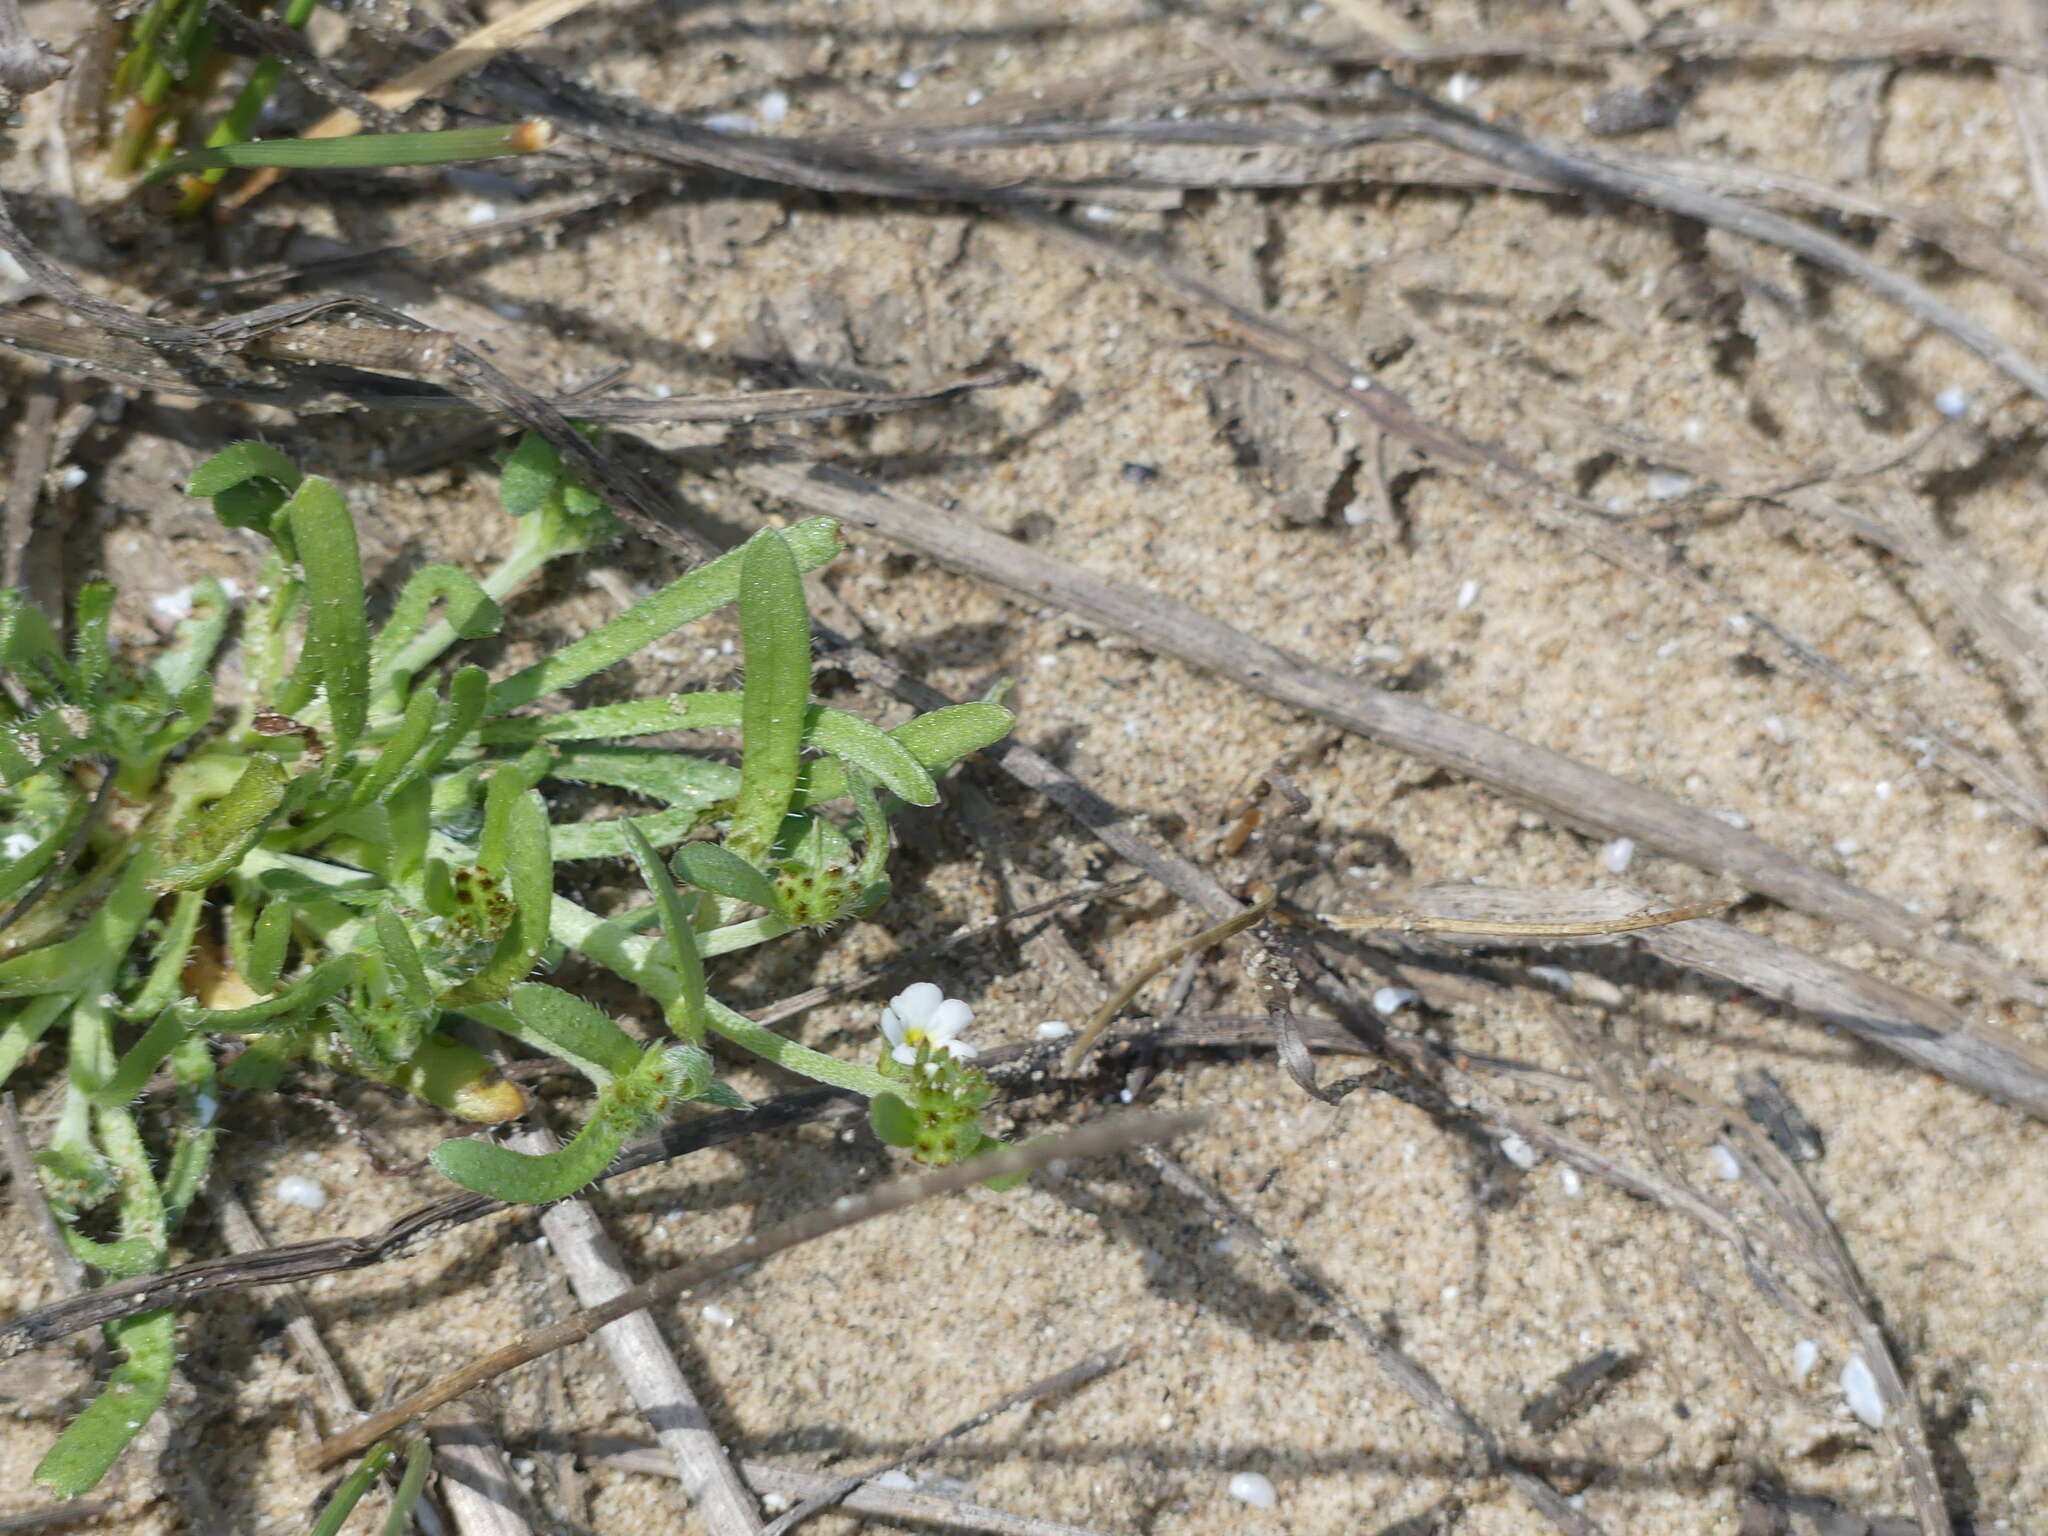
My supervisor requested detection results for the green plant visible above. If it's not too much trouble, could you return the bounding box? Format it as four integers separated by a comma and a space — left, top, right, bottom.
0, 434, 1012, 1493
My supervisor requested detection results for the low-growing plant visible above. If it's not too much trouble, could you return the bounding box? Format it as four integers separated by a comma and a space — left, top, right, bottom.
0, 435, 1012, 1494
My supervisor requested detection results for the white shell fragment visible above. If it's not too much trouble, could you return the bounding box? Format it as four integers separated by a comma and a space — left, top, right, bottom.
1841, 1355, 1886, 1428
275, 1175, 328, 1211
1791, 1340, 1821, 1382
1371, 987, 1418, 1016
1035, 1021, 1074, 1040
1499, 1134, 1540, 1170
1707, 1143, 1742, 1181
1227, 1471, 1278, 1510
1602, 836, 1636, 875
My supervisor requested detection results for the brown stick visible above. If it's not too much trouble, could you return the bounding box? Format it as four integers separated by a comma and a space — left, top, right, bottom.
737, 457, 2048, 1008
302, 1112, 1201, 1469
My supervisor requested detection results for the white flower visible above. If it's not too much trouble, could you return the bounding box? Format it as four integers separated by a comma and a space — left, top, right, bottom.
879, 982, 977, 1065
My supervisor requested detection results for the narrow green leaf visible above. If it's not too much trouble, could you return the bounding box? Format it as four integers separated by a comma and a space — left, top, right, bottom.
430, 1114, 625, 1204
309, 1443, 396, 1536
379, 1437, 435, 1536
544, 747, 739, 808
625, 823, 706, 1042
484, 517, 841, 713
124, 888, 207, 1021
86, 1006, 191, 1107
246, 900, 293, 996
670, 842, 781, 912
155, 753, 289, 892
797, 702, 1014, 805
0, 858, 155, 999
498, 431, 563, 518
369, 564, 502, 685
144, 121, 553, 182
803, 710, 936, 806
550, 807, 715, 862
32, 1309, 174, 1496
506, 983, 642, 1081
372, 906, 432, 1014
729, 530, 811, 859
348, 679, 440, 807
286, 478, 372, 753
186, 441, 302, 499
869, 1092, 921, 1148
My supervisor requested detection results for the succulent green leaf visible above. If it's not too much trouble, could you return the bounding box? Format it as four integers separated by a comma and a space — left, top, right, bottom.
729, 530, 811, 860
797, 702, 1014, 806
543, 747, 739, 808
285, 478, 372, 753
155, 753, 289, 891
430, 1116, 623, 1204
186, 441, 304, 500
869, 1092, 921, 1148
32, 1309, 174, 1497
506, 983, 642, 1082
370, 564, 502, 686
670, 842, 781, 912
625, 823, 706, 1042
484, 517, 841, 713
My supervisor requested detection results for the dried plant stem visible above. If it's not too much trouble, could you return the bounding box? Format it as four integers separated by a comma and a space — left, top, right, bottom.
739, 458, 2048, 1008
513, 1126, 762, 1535
1064, 889, 1275, 1065
1140, 1146, 1603, 1536
304, 1113, 1199, 1469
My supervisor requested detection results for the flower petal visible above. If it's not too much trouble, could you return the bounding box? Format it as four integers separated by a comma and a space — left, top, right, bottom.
889, 982, 943, 1029
943, 1039, 978, 1061
879, 1005, 908, 1047
924, 998, 973, 1044
892, 1043, 919, 1065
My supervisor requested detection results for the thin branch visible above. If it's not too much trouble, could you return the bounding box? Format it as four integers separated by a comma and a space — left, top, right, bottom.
735, 455, 2048, 1007
0, 1093, 88, 1296
578, 1446, 1117, 1536
1140, 1146, 1604, 1536
758, 1347, 1133, 1536
0, 0, 66, 104
303, 1112, 1201, 1469
514, 1125, 762, 1535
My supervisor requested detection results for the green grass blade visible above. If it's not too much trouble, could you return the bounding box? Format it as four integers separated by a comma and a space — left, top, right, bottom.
308, 1443, 395, 1536
379, 1437, 434, 1536
626, 823, 706, 1042
143, 122, 555, 183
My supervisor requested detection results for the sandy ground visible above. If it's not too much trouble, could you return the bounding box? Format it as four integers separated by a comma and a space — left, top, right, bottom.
3, 0, 2048, 1531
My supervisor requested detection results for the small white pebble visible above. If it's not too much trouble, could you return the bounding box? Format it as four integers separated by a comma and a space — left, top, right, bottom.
1873, 780, 1892, 801
964, 88, 985, 105
1371, 986, 1418, 1016
1833, 836, 1861, 857
1646, 470, 1694, 500
1455, 578, 1481, 610
1763, 715, 1791, 744
1348, 373, 1371, 391
1035, 1020, 1073, 1040
757, 89, 790, 124
1841, 1355, 1886, 1428
701, 112, 757, 134
1444, 71, 1482, 104
761, 1492, 792, 1514
57, 465, 87, 490
1227, 1471, 1277, 1510
1791, 1340, 1821, 1382
1529, 965, 1573, 993
1934, 387, 1970, 419
1601, 836, 1635, 874
491, 301, 525, 321
1499, 1133, 1540, 1170
275, 1175, 328, 1211
150, 586, 196, 623
1341, 500, 1370, 526
1299, 0, 1325, 15
1714, 809, 1751, 830
1079, 203, 1119, 223
700, 1304, 735, 1327
1439, 1284, 1459, 1304
896, 69, 921, 89
465, 201, 498, 225
1559, 1165, 1583, 1197
875, 1469, 919, 1491
1707, 1143, 1741, 1181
